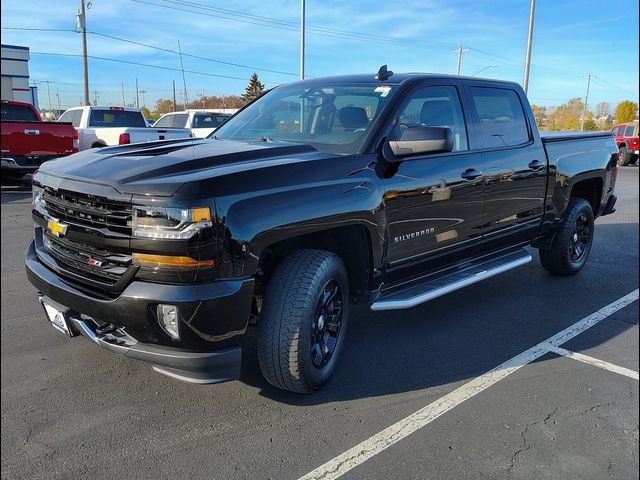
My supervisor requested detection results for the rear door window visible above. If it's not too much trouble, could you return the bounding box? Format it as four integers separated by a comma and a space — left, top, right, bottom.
58, 110, 75, 124
154, 114, 174, 128
624, 126, 636, 137
170, 114, 188, 128
470, 87, 530, 148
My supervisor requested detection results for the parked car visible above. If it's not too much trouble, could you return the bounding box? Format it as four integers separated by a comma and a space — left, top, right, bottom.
1, 100, 78, 181
57, 106, 192, 150
154, 109, 232, 138
612, 121, 639, 166
27, 70, 618, 393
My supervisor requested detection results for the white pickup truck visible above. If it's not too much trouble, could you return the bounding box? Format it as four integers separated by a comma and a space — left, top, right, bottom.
57, 106, 192, 150
153, 109, 233, 138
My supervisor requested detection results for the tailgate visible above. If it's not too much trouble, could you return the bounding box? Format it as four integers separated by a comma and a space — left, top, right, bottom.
129, 128, 192, 143
2, 122, 76, 157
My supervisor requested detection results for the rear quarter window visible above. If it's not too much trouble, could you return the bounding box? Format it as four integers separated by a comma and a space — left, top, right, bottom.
470, 87, 530, 148
624, 126, 636, 137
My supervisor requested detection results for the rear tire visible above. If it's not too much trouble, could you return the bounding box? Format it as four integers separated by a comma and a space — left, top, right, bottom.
539, 198, 594, 276
257, 249, 349, 394
618, 146, 631, 166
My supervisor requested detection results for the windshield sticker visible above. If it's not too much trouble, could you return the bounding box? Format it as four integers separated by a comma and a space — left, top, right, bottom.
375, 86, 391, 97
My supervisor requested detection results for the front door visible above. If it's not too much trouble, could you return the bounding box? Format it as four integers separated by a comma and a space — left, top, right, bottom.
383, 83, 485, 284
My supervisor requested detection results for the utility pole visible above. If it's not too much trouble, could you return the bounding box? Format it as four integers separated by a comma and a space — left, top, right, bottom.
580, 74, 592, 131
523, 0, 536, 94
453, 45, 469, 75
77, 0, 90, 106
172, 81, 177, 111
121, 81, 126, 106
33, 80, 55, 119
93, 90, 99, 106
140, 89, 147, 108
135, 78, 139, 108
300, 0, 305, 80
56, 89, 61, 115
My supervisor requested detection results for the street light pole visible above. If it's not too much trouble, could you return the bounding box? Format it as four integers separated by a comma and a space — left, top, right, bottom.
300, 0, 305, 80
472, 65, 498, 77
523, 0, 536, 94
78, 0, 90, 106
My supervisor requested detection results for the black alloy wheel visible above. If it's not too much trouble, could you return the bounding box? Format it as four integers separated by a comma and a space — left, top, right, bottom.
311, 280, 343, 369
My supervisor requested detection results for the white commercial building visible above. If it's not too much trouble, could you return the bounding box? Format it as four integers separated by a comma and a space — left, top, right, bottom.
1, 44, 38, 106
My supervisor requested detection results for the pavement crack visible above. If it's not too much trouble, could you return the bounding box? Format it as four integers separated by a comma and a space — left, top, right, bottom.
580, 402, 614, 415
507, 407, 558, 477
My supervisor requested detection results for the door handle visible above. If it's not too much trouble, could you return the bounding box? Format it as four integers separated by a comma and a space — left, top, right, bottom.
528, 160, 544, 171
461, 168, 483, 181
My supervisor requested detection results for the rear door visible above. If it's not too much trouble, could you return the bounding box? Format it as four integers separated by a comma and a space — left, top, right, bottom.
466, 84, 547, 242
383, 80, 485, 282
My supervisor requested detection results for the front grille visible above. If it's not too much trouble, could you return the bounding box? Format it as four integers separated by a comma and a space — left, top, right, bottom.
43, 234, 132, 287
42, 187, 132, 235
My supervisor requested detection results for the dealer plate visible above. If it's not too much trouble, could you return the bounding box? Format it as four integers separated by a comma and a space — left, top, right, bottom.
42, 302, 72, 336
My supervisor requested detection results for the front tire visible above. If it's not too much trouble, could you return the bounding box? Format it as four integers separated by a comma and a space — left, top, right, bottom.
618, 146, 631, 166
539, 198, 595, 276
257, 249, 349, 394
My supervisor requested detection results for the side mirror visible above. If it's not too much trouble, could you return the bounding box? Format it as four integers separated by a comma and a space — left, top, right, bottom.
387, 126, 453, 159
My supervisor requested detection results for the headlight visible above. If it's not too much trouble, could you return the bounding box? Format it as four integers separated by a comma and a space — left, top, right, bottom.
32, 185, 44, 206
132, 205, 213, 239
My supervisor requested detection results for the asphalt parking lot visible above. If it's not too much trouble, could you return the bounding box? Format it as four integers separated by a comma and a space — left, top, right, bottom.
1, 167, 638, 480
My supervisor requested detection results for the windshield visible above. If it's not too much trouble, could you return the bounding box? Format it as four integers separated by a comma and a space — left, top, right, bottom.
213, 82, 396, 154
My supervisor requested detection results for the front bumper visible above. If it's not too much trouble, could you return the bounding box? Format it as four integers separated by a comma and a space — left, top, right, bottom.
26, 239, 254, 383
600, 194, 617, 216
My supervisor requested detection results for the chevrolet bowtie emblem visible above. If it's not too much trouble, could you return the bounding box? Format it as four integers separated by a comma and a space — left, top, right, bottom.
47, 218, 68, 237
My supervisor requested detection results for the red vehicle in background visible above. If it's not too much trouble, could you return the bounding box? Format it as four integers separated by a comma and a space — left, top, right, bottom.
1, 100, 78, 181
612, 121, 639, 166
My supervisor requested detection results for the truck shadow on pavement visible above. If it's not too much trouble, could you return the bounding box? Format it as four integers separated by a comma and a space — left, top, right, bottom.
1, 191, 31, 204
238, 222, 638, 405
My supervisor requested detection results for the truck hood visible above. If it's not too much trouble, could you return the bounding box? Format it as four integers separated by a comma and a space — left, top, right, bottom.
37, 138, 329, 196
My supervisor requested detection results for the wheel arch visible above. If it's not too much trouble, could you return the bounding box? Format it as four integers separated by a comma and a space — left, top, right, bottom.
250, 222, 380, 301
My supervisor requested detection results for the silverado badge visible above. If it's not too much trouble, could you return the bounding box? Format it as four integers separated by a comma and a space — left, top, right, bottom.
47, 218, 68, 237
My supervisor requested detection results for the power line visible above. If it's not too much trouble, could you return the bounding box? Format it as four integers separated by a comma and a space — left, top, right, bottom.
590, 76, 638, 96
88, 31, 298, 76
2, 26, 298, 78
29, 51, 282, 85
133, 0, 455, 48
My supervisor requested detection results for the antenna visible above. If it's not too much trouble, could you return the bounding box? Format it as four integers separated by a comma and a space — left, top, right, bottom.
375, 65, 393, 81
178, 40, 189, 108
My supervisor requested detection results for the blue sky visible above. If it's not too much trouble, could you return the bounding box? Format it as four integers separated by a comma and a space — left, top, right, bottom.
1, 0, 638, 111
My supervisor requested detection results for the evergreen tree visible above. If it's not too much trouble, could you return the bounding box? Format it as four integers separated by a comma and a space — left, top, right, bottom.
242, 73, 265, 103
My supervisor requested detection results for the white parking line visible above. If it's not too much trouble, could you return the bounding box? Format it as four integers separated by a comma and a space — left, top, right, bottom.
298, 289, 639, 480
544, 343, 639, 380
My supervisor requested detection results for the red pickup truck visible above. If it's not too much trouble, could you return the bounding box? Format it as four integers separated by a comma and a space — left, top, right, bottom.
612, 121, 639, 166
1, 100, 78, 181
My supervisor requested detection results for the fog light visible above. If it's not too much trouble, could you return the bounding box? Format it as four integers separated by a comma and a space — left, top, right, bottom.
157, 304, 179, 340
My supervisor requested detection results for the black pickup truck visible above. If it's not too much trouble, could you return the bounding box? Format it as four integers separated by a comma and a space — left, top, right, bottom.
26, 69, 619, 393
